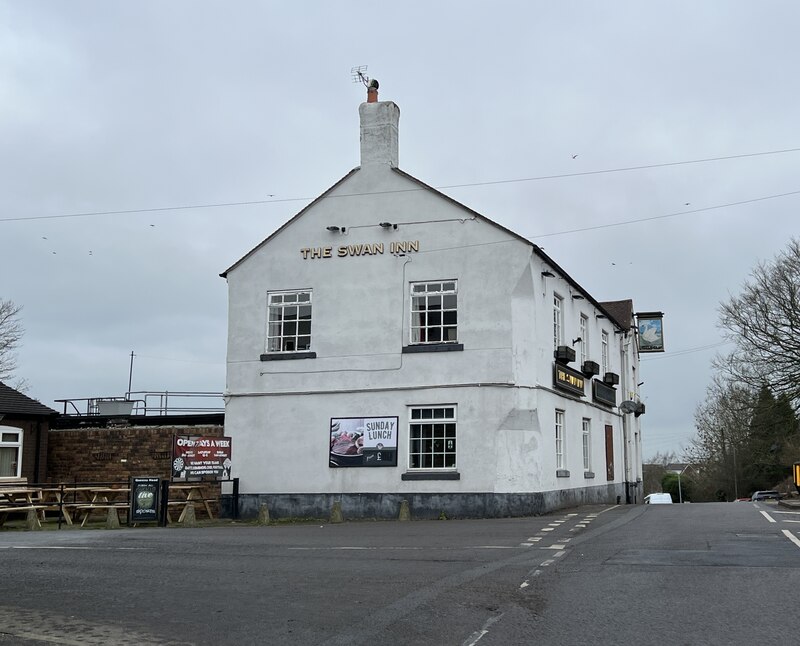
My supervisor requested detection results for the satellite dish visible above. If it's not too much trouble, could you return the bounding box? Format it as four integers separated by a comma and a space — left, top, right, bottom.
619, 400, 638, 414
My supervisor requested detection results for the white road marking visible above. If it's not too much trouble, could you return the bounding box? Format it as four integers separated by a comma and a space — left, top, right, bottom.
541, 527, 555, 532
519, 543, 534, 547
543, 544, 566, 550
760, 511, 776, 523
782, 530, 800, 549
1, 546, 146, 551
462, 612, 505, 646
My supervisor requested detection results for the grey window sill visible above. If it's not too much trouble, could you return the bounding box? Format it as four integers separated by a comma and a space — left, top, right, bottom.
402, 343, 464, 354
584, 471, 595, 479
401, 471, 461, 481
260, 351, 317, 361
556, 469, 571, 478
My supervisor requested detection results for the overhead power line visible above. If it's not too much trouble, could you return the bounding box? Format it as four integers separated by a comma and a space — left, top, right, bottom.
2, 145, 800, 224
531, 189, 800, 239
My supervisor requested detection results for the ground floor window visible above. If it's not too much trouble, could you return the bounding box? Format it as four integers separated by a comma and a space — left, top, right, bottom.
0, 427, 22, 478
555, 410, 565, 469
582, 418, 591, 471
409, 405, 456, 469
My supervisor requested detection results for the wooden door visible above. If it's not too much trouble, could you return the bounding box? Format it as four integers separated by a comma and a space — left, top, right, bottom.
605, 425, 614, 481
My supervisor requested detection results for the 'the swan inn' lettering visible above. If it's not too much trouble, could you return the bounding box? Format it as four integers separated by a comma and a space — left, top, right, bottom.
300, 240, 420, 259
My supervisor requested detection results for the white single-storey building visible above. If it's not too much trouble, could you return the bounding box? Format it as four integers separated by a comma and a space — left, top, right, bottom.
221, 83, 645, 519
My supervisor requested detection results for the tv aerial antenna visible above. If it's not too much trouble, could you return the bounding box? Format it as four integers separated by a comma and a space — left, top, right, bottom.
351, 65, 370, 86
351, 65, 378, 90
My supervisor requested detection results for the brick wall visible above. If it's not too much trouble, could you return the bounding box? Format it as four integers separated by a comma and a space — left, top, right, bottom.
46, 424, 224, 483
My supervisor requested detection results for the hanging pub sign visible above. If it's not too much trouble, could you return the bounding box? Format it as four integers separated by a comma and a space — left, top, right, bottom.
554, 364, 585, 397
636, 311, 665, 353
330, 416, 398, 467
172, 435, 233, 481
593, 380, 617, 408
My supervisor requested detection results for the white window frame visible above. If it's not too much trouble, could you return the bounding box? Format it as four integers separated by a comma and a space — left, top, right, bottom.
0, 426, 23, 479
579, 314, 588, 365
582, 418, 591, 471
553, 295, 564, 349
408, 405, 457, 470
555, 409, 565, 470
601, 330, 609, 375
266, 289, 312, 353
410, 281, 458, 345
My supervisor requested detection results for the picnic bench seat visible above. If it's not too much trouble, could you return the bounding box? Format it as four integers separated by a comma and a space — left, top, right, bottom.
0, 504, 48, 527
71, 503, 130, 527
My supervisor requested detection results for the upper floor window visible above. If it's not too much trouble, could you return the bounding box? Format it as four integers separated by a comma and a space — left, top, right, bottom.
601, 330, 609, 374
0, 427, 22, 478
267, 290, 312, 352
410, 281, 457, 344
579, 314, 588, 364
553, 295, 564, 349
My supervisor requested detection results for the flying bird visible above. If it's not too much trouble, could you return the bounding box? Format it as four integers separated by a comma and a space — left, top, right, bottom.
571, 154, 578, 159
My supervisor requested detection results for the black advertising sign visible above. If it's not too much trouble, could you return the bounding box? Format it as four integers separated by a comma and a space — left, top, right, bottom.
172, 435, 233, 481
129, 477, 160, 523
554, 364, 585, 396
330, 417, 399, 467
593, 380, 617, 407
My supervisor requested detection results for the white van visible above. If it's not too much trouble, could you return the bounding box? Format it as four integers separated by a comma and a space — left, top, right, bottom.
644, 493, 673, 504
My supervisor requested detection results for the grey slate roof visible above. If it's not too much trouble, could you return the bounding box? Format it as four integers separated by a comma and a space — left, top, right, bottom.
0, 382, 59, 418
599, 299, 634, 330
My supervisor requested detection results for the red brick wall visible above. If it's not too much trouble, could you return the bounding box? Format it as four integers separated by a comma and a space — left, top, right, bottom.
46, 424, 224, 483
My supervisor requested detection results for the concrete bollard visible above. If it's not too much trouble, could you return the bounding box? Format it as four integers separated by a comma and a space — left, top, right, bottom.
330, 500, 344, 524
398, 499, 411, 521
182, 501, 198, 527
257, 502, 271, 525
26, 508, 41, 531
105, 507, 121, 530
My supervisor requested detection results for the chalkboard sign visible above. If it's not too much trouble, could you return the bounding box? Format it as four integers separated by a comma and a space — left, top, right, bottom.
129, 477, 160, 524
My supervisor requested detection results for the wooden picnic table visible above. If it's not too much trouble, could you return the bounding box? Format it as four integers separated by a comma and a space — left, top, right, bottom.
169, 483, 215, 522
71, 486, 131, 527
0, 486, 45, 527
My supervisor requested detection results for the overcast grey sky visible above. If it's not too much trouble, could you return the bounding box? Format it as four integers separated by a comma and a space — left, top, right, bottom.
2, 1, 798, 459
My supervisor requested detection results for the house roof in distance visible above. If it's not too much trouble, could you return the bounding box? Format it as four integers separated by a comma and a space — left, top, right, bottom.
0, 382, 59, 418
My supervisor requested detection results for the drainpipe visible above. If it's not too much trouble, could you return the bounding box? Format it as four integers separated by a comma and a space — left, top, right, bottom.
33, 421, 42, 484
619, 337, 632, 504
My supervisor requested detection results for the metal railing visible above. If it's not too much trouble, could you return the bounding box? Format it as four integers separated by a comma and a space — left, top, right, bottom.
55, 391, 224, 416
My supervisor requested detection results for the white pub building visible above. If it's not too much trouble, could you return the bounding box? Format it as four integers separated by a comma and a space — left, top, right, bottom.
221, 82, 646, 520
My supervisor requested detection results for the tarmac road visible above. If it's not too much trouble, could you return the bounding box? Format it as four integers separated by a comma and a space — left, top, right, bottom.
1, 501, 798, 645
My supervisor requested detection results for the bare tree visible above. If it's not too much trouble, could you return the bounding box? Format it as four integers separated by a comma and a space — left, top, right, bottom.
685, 374, 755, 500
716, 238, 800, 409
0, 298, 23, 383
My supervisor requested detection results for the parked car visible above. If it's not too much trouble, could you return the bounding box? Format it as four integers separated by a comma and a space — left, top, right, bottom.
750, 490, 782, 501
644, 493, 673, 504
